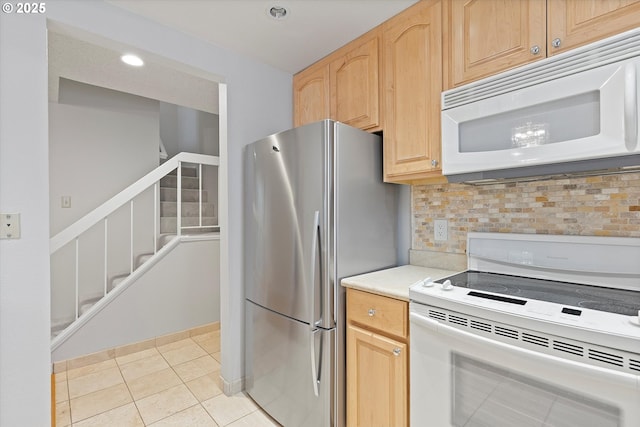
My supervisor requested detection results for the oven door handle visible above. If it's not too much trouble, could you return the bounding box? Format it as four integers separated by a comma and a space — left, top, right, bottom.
410, 312, 640, 388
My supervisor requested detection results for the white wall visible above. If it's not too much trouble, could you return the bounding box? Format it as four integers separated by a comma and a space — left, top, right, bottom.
160, 103, 220, 157
52, 238, 220, 362
0, 2, 291, 425
49, 103, 160, 323
49, 103, 160, 235
0, 13, 52, 427
58, 78, 161, 114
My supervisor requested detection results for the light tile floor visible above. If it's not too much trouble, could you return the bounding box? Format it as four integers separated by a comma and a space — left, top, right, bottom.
55, 330, 280, 426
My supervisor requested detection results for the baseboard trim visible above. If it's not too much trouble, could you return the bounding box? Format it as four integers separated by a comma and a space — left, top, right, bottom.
52, 321, 220, 373
221, 375, 244, 396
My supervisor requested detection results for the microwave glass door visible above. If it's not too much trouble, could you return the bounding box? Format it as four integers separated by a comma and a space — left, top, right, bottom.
459, 92, 600, 152
442, 59, 638, 176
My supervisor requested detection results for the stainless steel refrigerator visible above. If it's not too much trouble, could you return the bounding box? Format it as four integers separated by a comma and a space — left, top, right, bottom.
244, 120, 398, 427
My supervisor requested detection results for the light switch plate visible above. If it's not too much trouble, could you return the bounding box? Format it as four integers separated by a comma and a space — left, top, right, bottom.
0, 213, 21, 239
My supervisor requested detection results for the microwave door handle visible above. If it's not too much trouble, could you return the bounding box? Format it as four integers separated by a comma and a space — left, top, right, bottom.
308, 210, 320, 397
624, 62, 638, 151
410, 312, 639, 388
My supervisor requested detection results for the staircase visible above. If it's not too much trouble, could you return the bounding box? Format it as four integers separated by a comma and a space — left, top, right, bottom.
50, 153, 220, 345
50, 235, 176, 340
159, 166, 218, 234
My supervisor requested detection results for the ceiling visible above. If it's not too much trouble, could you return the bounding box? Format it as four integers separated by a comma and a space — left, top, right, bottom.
48, 31, 220, 114
106, 0, 418, 74
48, 1, 417, 115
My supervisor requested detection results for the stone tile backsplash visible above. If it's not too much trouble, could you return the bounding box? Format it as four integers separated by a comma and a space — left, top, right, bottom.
412, 172, 640, 255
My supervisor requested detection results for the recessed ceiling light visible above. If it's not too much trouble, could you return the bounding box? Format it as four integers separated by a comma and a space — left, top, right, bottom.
121, 54, 144, 67
268, 6, 287, 20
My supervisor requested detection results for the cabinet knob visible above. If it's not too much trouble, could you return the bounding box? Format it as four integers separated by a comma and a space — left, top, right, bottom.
368, 308, 376, 317
431, 159, 439, 167
393, 348, 401, 356
552, 38, 562, 48
530, 45, 540, 55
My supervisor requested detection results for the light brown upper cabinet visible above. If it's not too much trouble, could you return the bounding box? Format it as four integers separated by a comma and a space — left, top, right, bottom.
444, 0, 546, 89
293, 61, 330, 127
293, 29, 381, 131
383, 0, 444, 183
547, 0, 640, 56
444, 0, 640, 89
329, 29, 381, 131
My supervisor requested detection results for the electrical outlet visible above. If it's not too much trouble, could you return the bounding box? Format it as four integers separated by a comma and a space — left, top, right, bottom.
0, 213, 21, 239
434, 219, 448, 241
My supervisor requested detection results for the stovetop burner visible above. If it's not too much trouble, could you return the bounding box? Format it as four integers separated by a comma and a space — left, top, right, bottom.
435, 271, 640, 316
454, 282, 514, 295
578, 301, 639, 314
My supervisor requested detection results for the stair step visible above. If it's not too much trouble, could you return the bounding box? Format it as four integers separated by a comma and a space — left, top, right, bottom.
135, 253, 154, 269
50, 226, 218, 340
51, 319, 74, 339
160, 175, 200, 189
160, 188, 208, 203
78, 296, 102, 316
158, 233, 178, 247
107, 245, 172, 291
160, 201, 215, 217
110, 274, 129, 291
160, 217, 218, 234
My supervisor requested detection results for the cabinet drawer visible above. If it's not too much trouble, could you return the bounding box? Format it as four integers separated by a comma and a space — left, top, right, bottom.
347, 288, 407, 339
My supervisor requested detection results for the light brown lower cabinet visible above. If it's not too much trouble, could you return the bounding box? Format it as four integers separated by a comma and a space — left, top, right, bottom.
346, 288, 408, 427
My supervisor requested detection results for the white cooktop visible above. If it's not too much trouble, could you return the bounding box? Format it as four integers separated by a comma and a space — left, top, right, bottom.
409, 233, 640, 354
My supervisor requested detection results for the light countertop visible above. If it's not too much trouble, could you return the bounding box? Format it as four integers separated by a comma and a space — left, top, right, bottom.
341, 265, 460, 301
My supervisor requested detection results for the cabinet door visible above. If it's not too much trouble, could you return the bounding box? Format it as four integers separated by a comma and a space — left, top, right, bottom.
445, 0, 546, 89
547, 0, 640, 56
329, 31, 380, 130
347, 324, 408, 427
293, 63, 330, 127
383, 0, 443, 183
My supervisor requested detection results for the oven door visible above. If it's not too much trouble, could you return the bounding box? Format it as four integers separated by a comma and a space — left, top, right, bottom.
410, 306, 640, 427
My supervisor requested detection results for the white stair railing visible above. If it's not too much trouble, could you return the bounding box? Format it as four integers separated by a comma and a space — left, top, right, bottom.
50, 152, 219, 343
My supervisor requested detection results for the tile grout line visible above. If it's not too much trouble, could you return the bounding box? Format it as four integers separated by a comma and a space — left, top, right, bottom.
117, 361, 145, 427
65, 332, 223, 426
56, 322, 220, 375
159, 337, 223, 426
127, 336, 216, 426
121, 338, 188, 426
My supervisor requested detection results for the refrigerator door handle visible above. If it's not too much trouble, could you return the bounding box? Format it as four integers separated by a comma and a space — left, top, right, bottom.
309, 210, 321, 329
309, 328, 320, 397
309, 210, 321, 398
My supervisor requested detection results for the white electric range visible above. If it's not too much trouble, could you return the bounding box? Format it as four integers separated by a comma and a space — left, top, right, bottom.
409, 232, 640, 427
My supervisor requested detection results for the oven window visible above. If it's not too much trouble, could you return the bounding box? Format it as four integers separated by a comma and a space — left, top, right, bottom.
451, 353, 621, 427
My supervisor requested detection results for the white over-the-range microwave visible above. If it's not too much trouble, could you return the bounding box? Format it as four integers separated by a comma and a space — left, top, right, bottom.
441, 27, 640, 183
